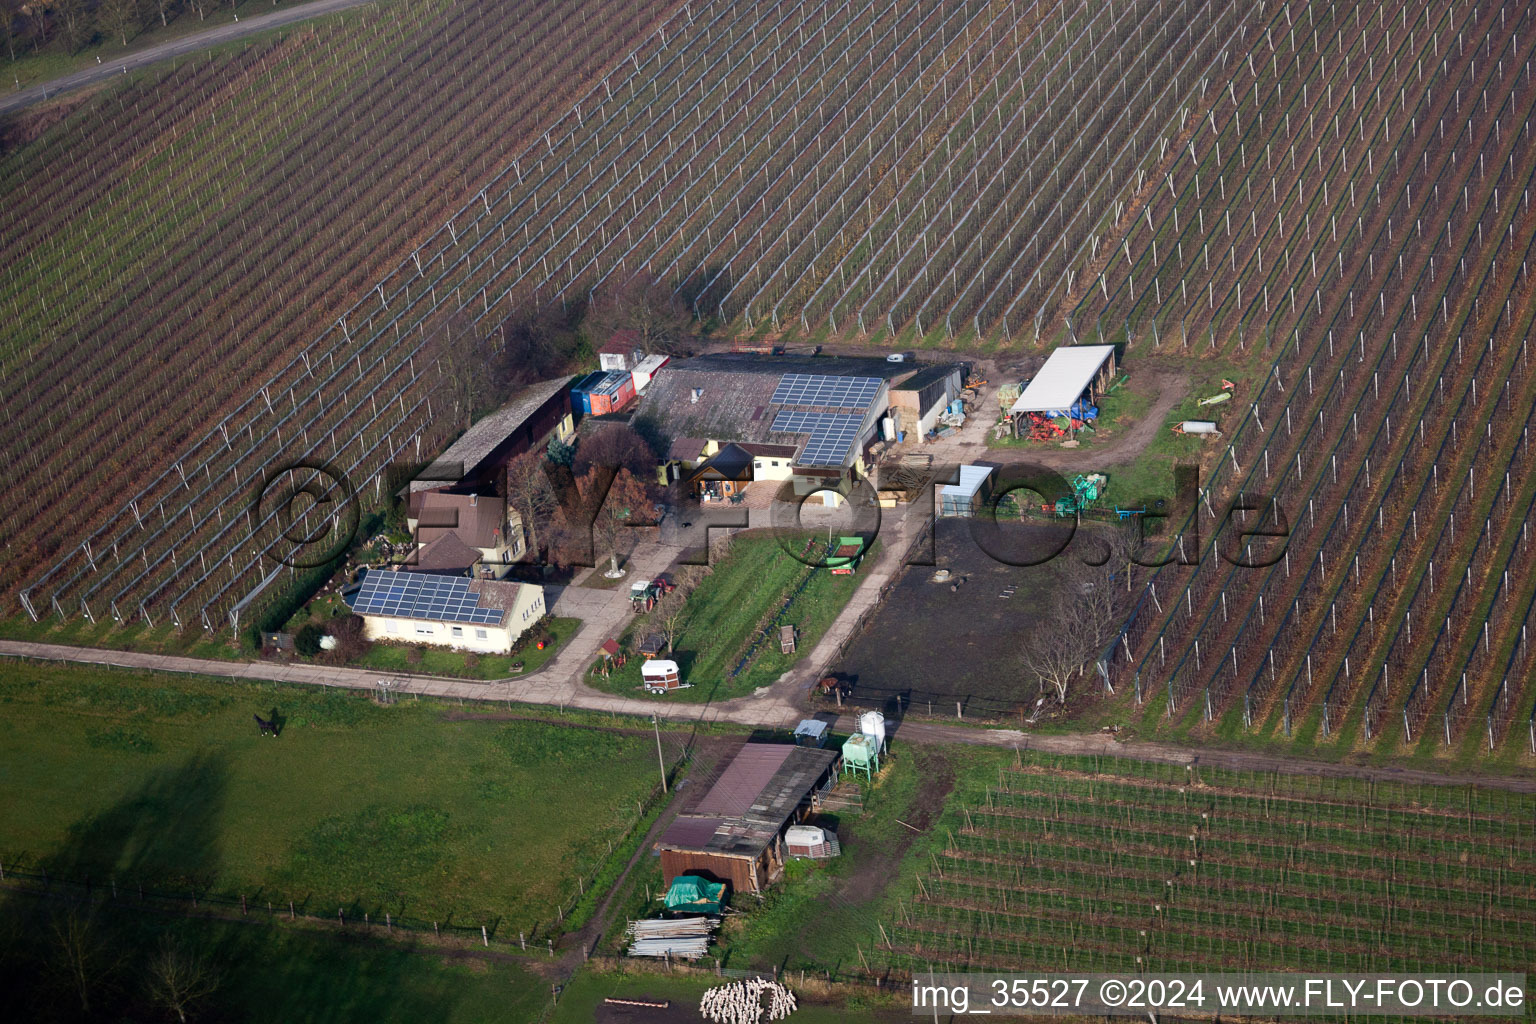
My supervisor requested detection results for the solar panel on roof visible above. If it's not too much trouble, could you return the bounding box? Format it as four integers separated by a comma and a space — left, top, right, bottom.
350, 572, 507, 625
770, 374, 882, 410
771, 410, 864, 466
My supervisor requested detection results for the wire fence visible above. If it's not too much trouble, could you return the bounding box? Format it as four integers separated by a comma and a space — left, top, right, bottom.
0, 759, 681, 957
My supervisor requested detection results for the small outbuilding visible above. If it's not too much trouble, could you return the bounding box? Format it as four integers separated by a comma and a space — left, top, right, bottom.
654, 744, 839, 893
792, 719, 828, 747
938, 465, 994, 517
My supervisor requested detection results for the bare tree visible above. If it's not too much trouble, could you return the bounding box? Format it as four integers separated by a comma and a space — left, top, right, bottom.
1, 0, 23, 61
431, 315, 501, 430
655, 589, 687, 654
52, 0, 91, 51
653, 565, 704, 653
583, 274, 696, 356
505, 449, 557, 559
154, 0, 180, 28
144, 936, 219, 1024
100, 0, 141, 45
49, 908, 111, 1015
1022, 525, 1135, 704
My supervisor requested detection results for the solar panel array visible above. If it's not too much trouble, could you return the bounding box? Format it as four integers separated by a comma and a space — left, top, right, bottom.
350, 571, 505, 625
770, 374, 882, 409
771, 410, 864, 465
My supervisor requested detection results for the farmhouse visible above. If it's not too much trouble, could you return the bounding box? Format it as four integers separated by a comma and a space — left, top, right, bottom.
346, 569, 545, 653
635, 354, 953, 505
405, 490, 525, 579
654, 743, 839, 894
412, 376, 575, 493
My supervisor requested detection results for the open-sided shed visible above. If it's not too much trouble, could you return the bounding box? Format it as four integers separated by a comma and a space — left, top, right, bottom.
1007, 344, 1117, 416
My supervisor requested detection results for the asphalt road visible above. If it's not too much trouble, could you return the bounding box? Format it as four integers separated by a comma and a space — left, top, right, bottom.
0, 0, 378, 116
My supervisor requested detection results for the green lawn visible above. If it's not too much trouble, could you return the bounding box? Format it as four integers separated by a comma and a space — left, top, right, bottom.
0, 897, 548, 1024
0, 663, 661, 939
587, 534, 871, 703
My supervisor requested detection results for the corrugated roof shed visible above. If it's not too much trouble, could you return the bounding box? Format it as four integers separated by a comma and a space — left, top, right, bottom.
658, 745, 839, 859
1008, 345, 1115, 414
692, 744, 796, 815
413, 377, 572, 490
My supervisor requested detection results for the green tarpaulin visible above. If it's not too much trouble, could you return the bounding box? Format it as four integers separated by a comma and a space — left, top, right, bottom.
664, 875, 726, 914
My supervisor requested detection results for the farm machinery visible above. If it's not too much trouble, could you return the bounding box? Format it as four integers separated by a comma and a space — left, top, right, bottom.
1040, 473, 1107, 518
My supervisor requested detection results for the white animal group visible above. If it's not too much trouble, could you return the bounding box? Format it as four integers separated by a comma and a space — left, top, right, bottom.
698, 978, 797, 1023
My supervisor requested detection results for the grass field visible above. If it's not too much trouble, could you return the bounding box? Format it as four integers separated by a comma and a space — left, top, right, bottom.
591, 534, 870, 703
0, 896, 548, 1024
0, 662, 664, 938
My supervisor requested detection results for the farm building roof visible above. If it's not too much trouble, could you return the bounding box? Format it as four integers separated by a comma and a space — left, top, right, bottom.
412, 376, 573, 491
407, 490, 511, 549
737, 442, 799, 459
667, 436, 708, 462
656, 744, 838, 860
346, 569, 522, 627
1008, 345, 1115, 415
633, 354, 910, 454
891, 364, 961, 392
939, 465, 994, 501
405, 532, 480, 574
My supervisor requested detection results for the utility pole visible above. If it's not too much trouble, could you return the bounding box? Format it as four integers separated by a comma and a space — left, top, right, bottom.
652, 714, 668, 793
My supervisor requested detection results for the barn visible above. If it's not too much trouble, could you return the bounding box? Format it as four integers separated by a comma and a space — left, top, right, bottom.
411, 376, 575, 493
654, 744, 839, 894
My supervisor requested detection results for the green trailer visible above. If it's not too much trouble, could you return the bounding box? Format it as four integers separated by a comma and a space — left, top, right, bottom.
827, 536, 866, 575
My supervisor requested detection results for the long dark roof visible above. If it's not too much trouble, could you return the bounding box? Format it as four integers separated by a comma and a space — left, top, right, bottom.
414, 376, 573, 489
892, 364, 962, 391
656, 744, 838, 859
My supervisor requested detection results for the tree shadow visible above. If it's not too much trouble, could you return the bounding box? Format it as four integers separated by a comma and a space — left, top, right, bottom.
0, 749, 478, 1022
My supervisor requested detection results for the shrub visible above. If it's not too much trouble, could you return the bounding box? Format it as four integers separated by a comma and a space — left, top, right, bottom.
294, 623, 324, 657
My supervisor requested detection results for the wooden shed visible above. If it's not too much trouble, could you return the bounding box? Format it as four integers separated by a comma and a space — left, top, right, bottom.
654, 744, 839, 894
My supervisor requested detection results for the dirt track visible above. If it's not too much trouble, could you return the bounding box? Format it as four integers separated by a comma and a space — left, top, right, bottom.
0, 0, 377, 116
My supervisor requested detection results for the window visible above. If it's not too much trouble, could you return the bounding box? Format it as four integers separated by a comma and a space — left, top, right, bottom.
415, 625, 433, 635
475, 629, 488, 640
771, 460, 780, 467
451, 626, 463, 638
754, 460, 763, 469
385, 621, 398, 634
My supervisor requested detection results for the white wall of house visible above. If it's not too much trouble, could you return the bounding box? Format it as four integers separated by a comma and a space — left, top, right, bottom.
752, 458, 794, 482
361, 583, 545, 654
362, 616, 514, 653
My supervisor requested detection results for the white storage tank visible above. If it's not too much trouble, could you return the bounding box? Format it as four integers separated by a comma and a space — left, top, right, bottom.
859, 711, 887, 752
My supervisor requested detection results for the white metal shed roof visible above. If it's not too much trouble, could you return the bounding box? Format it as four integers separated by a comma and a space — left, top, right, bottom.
1008, 345, 1115, 414
938, 464, 994, 501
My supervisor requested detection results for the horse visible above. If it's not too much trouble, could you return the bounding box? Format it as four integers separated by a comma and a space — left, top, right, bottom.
253, 714, 278, 738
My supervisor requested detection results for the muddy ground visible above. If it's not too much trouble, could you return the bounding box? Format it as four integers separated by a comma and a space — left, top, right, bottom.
832, 518, 1085, 716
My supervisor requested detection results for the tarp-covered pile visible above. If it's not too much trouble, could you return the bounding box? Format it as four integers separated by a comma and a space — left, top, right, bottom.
664, 875, 727, 916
